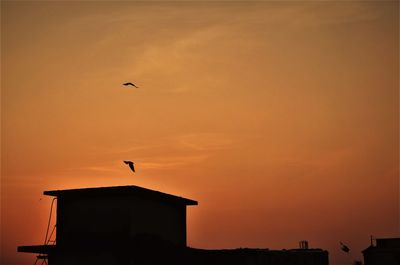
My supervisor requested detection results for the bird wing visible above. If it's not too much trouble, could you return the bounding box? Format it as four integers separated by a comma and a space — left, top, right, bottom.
129, 163, 135, 172
122, 82, 139, 87
339, 242, 350, 252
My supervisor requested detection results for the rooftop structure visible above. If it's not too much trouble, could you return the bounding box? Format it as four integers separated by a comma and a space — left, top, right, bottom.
362, 237, 400, 265
18, 185, 328, 265
19, 186, 197, 255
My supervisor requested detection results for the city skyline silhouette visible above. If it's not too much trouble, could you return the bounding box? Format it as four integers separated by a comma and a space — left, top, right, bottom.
1, 1, 399, 265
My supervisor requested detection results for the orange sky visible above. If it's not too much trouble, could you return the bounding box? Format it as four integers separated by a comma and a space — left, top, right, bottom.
1, 1, 399, 265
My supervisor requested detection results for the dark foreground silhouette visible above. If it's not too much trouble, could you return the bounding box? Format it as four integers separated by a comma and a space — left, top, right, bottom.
362, 238, 400, 265
18, 185, 328, 265
20, 234, 329, 265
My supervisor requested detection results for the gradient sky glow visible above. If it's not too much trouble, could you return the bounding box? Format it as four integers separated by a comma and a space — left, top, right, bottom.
1, 1, 399, 265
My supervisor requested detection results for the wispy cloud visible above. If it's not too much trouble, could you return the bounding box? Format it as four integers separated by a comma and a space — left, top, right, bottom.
177, 133, 233, 151
80, 133, 234, 172
77, 166, 121, 173
139, 154, 209, 170
91, 142, 170, 155
92, 133, 233, 155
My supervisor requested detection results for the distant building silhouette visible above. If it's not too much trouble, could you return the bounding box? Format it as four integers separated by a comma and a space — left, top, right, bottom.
18, 185, 328, 265
362, 237, 400, 265
299, 240, 309, 249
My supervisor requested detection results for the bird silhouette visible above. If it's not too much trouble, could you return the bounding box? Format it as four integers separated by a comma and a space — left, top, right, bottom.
123, 82, 138, 88
124, 161, 135, 173
340, 242, 350, 253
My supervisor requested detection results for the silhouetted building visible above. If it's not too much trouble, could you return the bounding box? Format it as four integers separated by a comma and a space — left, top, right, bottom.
362, 238, 400, 265
18, 185, 328, 265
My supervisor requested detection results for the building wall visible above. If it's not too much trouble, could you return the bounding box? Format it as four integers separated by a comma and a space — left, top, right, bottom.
48, 248, 329, 265
49, 251, 121, 265
183, 249, 329, 265
56, 195, 187, 248
363, 238, 400, 265
363, 249, 400, 265
127, 196, 186, 246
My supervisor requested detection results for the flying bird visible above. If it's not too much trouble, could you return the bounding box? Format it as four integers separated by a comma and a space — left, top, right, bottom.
123, 82, 139, 88
124, 161, 135, 173
340, 242, 350, 253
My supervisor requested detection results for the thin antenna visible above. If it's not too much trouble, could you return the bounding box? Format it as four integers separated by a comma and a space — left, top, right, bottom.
44, 198, 57, 245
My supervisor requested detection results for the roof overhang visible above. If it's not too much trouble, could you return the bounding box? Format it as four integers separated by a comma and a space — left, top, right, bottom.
44, 185, 198, 206
18, 245, 56, 254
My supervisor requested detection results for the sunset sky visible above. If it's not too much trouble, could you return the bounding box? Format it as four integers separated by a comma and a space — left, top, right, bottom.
1, 1, 399, 265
